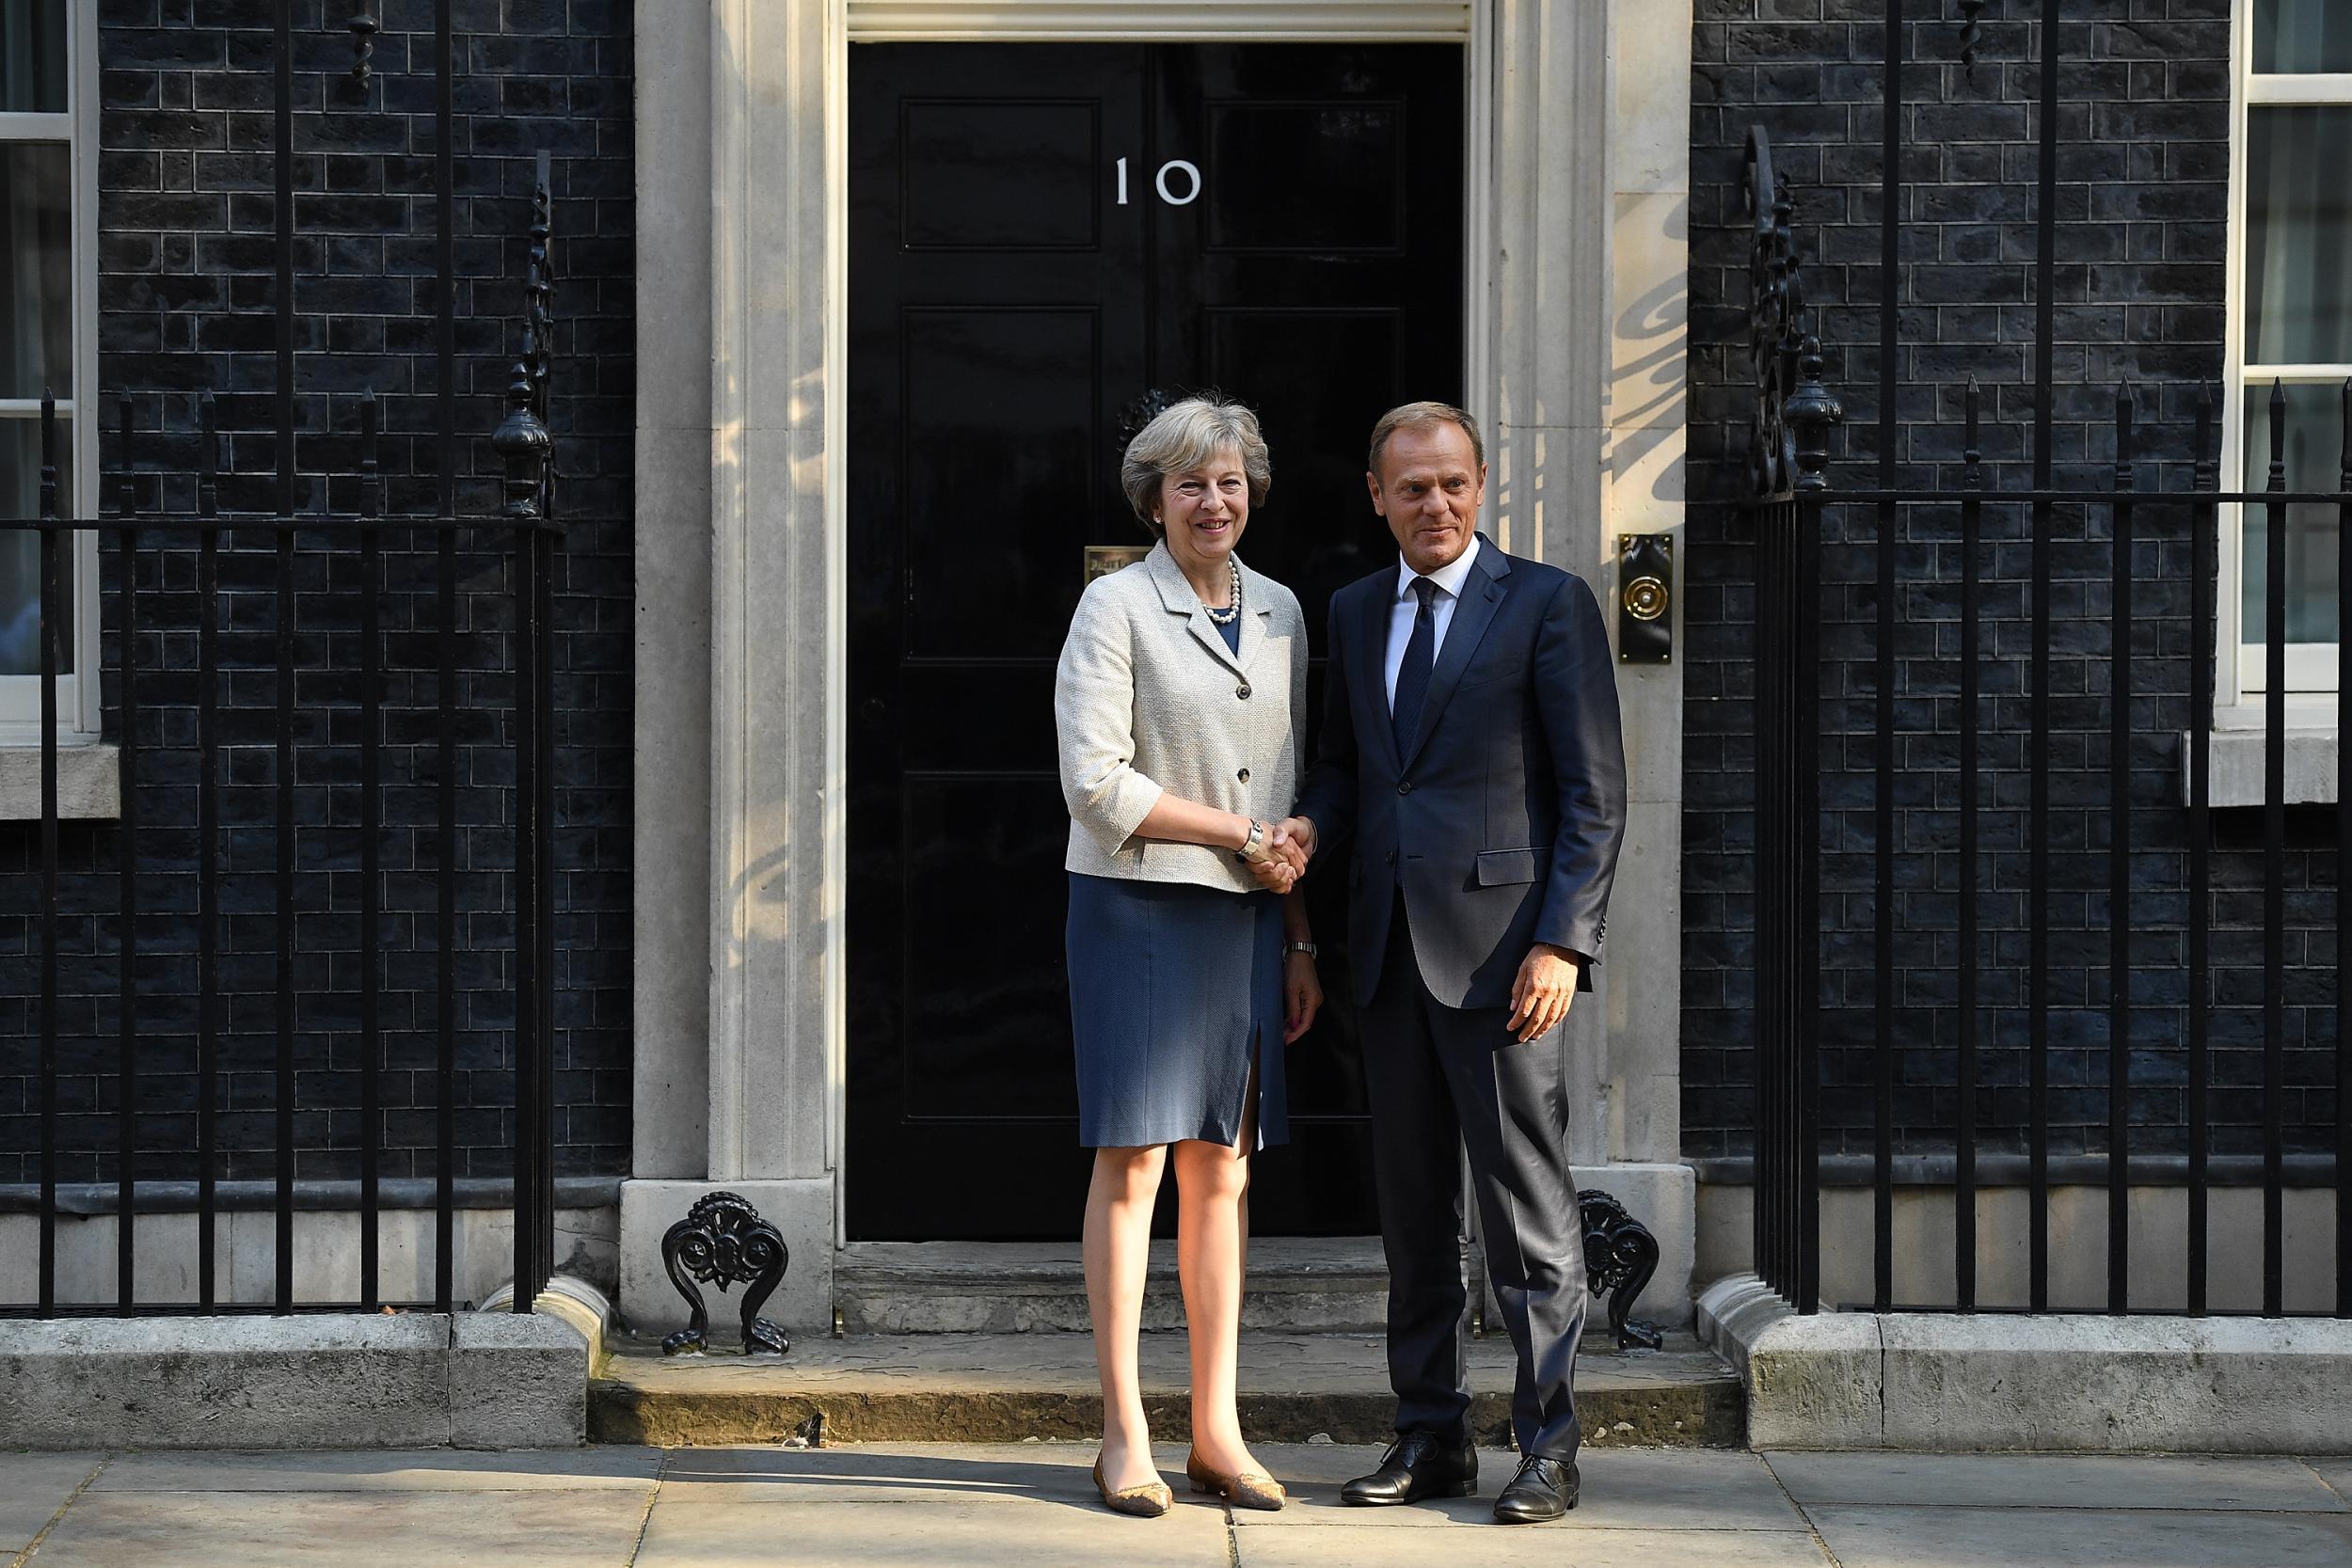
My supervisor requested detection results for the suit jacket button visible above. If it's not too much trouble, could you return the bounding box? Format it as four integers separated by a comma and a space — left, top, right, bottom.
1237, 768, 1250, 783
1396, 781, 1412, 796
1237, 685, 1252, 699
1385, 849, 1397, 866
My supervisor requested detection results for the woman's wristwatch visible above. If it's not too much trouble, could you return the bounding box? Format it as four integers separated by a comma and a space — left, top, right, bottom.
1236, 816, 1273, 864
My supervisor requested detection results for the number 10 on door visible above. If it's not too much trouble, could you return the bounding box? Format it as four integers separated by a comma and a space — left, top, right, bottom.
1116, 157, 1201, 207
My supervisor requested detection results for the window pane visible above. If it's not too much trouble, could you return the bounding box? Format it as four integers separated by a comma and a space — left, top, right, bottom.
0, 0, 67, 114
2245, 108, 2352, 367
2242, 383, 2344, 649
2255, 0, 2352, 73
0, 414, 70, 675
0, 142, 71, 399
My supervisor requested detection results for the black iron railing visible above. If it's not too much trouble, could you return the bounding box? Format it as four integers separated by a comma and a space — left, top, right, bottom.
5, 1, 562, 1319
1742, 8, 2349, 1322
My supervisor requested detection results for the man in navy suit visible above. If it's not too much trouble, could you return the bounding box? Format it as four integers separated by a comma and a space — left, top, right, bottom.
1270, 402, 1626, 1524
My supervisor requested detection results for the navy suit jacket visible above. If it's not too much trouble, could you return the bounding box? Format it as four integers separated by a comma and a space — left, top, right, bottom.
1293, 536, 1628, 1011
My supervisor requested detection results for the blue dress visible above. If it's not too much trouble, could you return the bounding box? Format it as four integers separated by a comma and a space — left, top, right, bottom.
1064, 613, 1290, 1150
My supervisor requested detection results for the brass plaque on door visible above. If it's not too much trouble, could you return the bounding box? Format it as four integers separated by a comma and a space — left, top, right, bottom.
1085, 544, 1152, 584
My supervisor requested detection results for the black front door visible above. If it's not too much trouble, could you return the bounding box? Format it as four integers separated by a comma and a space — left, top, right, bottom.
847, 42, 1464, 1240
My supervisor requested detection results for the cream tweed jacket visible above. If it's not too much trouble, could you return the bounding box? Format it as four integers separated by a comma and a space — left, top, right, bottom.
1055, 540, 1308, 894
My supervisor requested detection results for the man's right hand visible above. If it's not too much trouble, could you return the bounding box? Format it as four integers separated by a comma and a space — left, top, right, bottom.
1270, 816, 1318, 863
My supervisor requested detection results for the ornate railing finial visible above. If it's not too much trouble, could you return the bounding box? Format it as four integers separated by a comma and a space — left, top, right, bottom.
492, 361, 550, 521
1786, 332, 1842, 493
1958, 0, 1989, 86
525, 150, 553, 426
346, 2, 378, 85
1745, 127, 1841, 499
491, 151, 559, 522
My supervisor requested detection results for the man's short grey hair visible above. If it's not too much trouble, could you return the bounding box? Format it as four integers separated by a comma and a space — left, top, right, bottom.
1120, 395, 1273, 536
1368, 400, 1485, 481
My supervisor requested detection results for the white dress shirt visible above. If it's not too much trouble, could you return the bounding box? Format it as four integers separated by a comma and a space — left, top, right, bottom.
1383, 534, 1483, 711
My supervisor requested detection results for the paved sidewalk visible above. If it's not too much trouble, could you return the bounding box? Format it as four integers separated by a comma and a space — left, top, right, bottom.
8, 1442, 2352, 1567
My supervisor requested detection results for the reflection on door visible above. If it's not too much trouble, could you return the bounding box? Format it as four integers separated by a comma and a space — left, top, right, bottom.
847, 42, 1465, 1240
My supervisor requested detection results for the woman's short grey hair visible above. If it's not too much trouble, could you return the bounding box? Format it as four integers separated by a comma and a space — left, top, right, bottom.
1120, 395, 1273, 536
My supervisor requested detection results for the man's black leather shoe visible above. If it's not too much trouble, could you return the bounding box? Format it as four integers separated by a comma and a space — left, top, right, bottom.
1339, 1433, 1478, 1506
1492, 1455, 1579, 1523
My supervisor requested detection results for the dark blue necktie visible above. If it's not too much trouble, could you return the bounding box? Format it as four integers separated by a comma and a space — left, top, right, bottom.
1391, 577, 1438, 753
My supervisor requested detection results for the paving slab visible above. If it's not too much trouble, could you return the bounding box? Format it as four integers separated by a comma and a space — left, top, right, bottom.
0, 1452, 103, 1553
1767, 1450, 2349, 1513
91, 1446, 663, 1493
656, 1440, 1147, 1507
1804, 1502, 2352, 1568
18, 1489, 656, 1568
1229, 1525, 1834, 1567
2301, 1457, 2352, 1505
631, 1497, 1234, 1567
1228, 1442, 1809, 1532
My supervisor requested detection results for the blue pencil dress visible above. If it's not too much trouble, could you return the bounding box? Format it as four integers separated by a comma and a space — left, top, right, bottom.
1065, 614, 1291, 1150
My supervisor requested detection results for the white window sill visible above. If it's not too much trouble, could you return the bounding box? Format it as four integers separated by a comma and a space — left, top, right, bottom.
2180, 722, 2337, 808
0, 740, 120, 820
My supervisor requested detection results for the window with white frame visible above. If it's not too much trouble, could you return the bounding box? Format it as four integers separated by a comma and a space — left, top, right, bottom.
0, 0, 93, 734
2228, 0, 2352, 704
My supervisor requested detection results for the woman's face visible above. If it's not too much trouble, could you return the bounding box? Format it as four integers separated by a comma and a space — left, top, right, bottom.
1155, 446, 1251, 575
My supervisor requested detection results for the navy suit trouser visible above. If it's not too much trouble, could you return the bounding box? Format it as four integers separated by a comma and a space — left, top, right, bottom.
1363, 893, 1588, 1464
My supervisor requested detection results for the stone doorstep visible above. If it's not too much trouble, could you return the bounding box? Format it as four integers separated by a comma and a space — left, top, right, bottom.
0, 1307, 591, 1451
587, 1331, 1743, 1449
834, 1238, 1393, 1335
1697, 1272, 2352, 1454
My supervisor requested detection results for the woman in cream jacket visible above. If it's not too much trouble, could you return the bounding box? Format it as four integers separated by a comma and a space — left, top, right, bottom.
1055, 395, 1320, 1517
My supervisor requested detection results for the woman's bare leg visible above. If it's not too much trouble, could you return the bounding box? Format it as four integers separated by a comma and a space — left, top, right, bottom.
1175, 1062, 1262, 1476
1085, 1143, 1168, 1490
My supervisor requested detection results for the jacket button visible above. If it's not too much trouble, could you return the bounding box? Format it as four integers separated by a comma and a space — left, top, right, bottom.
1396, 781, 1412, 796
1237, 768, 1250, 783
1385, 849, 1397, 866
1237, 685, 1252, 699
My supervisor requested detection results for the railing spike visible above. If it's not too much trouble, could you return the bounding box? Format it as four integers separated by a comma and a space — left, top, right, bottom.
2194, 384, 2216, 492
1963, 375, 1982, 487
2269, 378, 2289, 487
198, 390, 218, 517
2340, 377, 2351, 496
2115, 382, 2134, 492
38, 388, 56, 521
117, 393, 135, 515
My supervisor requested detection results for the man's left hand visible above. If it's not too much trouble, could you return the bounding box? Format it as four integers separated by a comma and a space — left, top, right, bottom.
1506, 943, 1581, 1043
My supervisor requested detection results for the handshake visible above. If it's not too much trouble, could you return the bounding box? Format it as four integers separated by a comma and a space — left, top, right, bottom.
1245, 816, 1319, 895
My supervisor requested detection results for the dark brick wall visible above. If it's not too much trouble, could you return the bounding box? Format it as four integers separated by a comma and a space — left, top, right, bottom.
1684, 1, 2341, 1164
0, 0, 632, 1185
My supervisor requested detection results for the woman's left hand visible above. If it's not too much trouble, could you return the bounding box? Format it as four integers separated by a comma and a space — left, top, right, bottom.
1283, 951, 1323, 1042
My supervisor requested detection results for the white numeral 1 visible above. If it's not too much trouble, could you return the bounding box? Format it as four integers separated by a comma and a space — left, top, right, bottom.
1116, 156, 1129, 205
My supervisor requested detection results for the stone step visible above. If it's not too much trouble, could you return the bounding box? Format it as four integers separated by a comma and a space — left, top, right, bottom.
590, 1331, 1742, 1449
834, 1238, 1393, 1335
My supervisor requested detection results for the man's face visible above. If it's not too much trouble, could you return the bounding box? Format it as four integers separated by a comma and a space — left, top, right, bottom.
1369, 420, 1485, 577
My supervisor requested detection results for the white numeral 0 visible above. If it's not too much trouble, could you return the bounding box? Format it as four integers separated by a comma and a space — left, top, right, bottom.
1116, 157, 1201, 207
1155, 158, 1201, 206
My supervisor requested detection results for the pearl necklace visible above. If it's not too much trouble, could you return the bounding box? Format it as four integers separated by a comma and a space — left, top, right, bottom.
1204, 557, 1243, 626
